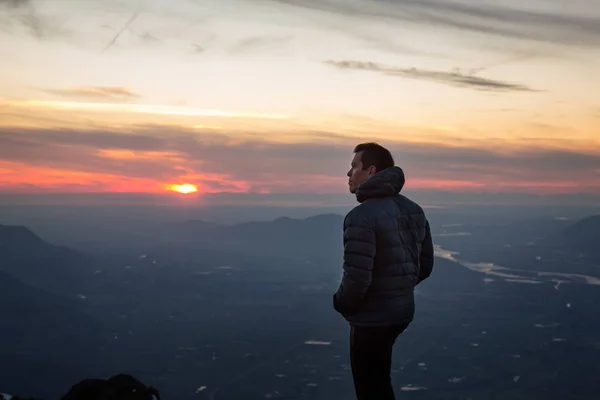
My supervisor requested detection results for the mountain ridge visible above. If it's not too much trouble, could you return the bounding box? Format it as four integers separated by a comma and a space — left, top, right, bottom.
0, 223, 98, 296
546, 214, 600, 257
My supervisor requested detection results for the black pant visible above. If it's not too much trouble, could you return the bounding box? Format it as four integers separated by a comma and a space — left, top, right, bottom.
349, 324, 408, 400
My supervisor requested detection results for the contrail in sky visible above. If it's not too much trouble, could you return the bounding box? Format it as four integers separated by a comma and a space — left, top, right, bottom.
468, 53, 535, 75
102, 6, 143, 53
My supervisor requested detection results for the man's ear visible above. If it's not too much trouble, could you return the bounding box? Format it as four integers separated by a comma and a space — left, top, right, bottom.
368, 165, 377, 175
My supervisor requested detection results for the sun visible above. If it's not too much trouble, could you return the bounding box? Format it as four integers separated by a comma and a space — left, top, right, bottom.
167, 183, 198, 194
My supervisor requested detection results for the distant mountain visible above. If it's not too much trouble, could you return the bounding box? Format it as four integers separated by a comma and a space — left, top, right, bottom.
165, 214, 345, 257
233, 213, 343, 244
165, 218, 224, 237
3, 211, 600, 399
0, 229, 105, 350
0, 223, 42, 242
235, 214, 343, 232
0, 224, 96, 295
0, 224, 69, 257
0, 271, 107, 400
553, 215, 600, 257
0, 270, 103, 351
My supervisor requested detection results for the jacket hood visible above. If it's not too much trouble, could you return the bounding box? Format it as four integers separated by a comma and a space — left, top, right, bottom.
356, 166, 405, 203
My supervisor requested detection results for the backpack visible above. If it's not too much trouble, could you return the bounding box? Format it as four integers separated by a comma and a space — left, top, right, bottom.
60, 374, 160, 400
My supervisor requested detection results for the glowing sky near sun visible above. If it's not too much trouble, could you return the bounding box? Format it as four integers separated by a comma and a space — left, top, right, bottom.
0, 0, 599, 200
168, 183, 198, 194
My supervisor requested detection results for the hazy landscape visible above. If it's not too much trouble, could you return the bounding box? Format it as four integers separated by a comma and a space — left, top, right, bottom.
2, 0, 600, 398
1, 203, 599, 400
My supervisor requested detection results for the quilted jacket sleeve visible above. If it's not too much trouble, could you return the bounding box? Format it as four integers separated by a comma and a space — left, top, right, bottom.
417, 219, 434, 284
333, 210, 376, 317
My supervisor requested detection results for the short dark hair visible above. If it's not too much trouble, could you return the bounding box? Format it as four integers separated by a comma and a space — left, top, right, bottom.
353, 142, 395, 172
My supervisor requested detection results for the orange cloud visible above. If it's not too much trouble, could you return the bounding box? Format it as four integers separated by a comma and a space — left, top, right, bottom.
490, 180, 599, 194
2, 98, 289, 121
0, 123, 598, 196
0, 160, 160, 192
0, 160, 250, 194
97, 149, 185, 162
43, 86, 140, 101
407, 179, 486, 190
3, 156, 595, 197
1, 96, 599, 156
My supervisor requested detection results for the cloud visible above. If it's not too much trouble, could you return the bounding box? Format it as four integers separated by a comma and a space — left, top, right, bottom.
267, 0, 600, 47
42, 86, 141, 101
0, 98, 289, 121
192, 44, 206, 54
0, 125, 598, 195
325, 60, 536, 92
0, 128, 250, 193
101, 10, 141, 52
0, 0, 69, 39
0, 0, 29, 6
138, 31, 160, 43
229, 35, 292, 53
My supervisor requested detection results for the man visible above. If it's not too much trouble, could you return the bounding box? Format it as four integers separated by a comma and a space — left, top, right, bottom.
333, 142, 434, 400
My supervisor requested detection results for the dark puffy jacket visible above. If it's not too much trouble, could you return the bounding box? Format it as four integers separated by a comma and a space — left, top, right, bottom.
333, 166, 434, 327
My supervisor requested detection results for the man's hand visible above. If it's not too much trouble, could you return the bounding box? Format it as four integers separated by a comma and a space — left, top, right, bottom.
417, 219, 434, 284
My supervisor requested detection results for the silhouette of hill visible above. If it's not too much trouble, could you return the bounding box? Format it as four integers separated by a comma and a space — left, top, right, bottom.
232, 214, 343, 253
0, 224, 96, 295
433, 213, 600, 281
0, 224, 67, 257
0, 270, 103, 349
553, 215, 600, 257
2, 211, 600, 399
166, 218, 223, 236
0, 223, 43, 242
170, 213, 342, 235
0, 269, 107, 399
164, 214, 344, 257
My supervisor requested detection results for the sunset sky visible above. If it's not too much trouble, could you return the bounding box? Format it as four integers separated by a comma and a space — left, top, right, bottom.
1, 0, 599, 204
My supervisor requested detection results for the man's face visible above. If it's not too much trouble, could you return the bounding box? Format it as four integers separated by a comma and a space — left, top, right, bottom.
347, 151, 376, 194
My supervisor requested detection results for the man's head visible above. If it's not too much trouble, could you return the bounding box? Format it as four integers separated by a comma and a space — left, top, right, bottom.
347, 142, 395, 193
